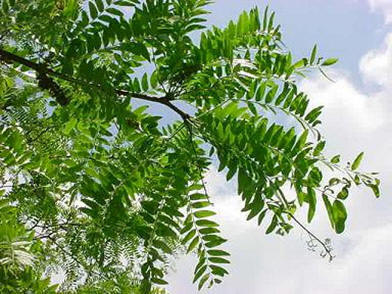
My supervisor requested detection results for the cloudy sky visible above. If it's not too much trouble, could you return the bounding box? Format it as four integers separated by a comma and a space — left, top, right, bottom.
166, 1, 392, 293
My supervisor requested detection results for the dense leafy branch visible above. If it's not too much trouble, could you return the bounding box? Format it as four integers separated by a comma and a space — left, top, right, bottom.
0, 0, 380, 293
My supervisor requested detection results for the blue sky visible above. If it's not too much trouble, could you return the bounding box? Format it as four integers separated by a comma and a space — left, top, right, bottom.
166, 1, 392, 293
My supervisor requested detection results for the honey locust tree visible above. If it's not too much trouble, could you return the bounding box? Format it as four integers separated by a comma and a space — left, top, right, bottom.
0, 0, 381, 293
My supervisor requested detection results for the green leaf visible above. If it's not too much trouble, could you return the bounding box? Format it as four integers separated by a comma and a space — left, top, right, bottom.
183, 229, 196, 244
200, 228, 220, 235
187, 236, 200, 253
226, 165, 237, 181
307, 188, 316, 223
151, 278, 168, 285
292, 59, 305, 69
322, 58, 338, 66
205, 239, 226, 248
150, 71, 159, 88
88, 2, 98, 19
196, 219, 219, 227
192, 201, 210, 209
337, 187, 349, 200
304, 106, 323, 123
331, 155, 340, 164
255, 82, 266, 101
310, 44, 317, 64
141, 73, 149, 91
211, 265, 229, 276
247, 102, 257, 115
190, 193, 208, 201
246, 200, 264, 221
372, 185, 380, 198
262, 6, 269, 30
193, 265, 207, 283
266, 215, 277, 234
257, 209, 268, 225
322, 195, 335, 229
209, 257, 230, 264
194, 210, 216, 218
208, 250, 230, 257
292, 129, 308, 153
265, 84, 278, 103
332, 200, 347, 234
351, 152, 364, 171
107, 7, 124, 17
198, 274, 210, 290
95, 0, 104, 12
313, 140, 325, 156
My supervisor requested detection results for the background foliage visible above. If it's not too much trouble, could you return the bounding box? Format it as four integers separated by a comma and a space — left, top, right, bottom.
0, 0, 380, 293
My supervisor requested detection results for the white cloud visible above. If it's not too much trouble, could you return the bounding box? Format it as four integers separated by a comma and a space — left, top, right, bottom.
360, 33, 392, 87
368, 0, 392, 24
301, 72, 388, 133
167, 30, 392, 294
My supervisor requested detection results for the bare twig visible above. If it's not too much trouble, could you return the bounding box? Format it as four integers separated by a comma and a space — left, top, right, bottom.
287, 212, 334, 261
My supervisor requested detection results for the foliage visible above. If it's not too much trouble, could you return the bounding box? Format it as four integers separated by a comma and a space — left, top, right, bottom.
0, 198, 57, 293
0, 0, 380, 292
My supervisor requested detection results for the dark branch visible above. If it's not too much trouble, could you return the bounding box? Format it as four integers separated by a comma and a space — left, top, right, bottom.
0, 49, 70, 105
0, 48, 191, 120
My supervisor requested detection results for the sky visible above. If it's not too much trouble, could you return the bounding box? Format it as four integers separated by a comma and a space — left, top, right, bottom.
165, 1, 392, 293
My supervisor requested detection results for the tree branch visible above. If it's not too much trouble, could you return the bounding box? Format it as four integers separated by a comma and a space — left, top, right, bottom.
0, 48, 70, 105
0, 48, 191, 120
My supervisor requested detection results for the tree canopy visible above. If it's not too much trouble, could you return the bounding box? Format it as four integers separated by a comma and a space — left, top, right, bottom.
0, 0, 380, 293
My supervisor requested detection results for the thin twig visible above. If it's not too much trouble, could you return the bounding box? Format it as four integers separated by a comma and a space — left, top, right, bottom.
287, 212, 334, 261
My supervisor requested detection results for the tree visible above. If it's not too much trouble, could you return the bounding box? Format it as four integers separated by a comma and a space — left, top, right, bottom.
0, 0, 380, 292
